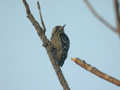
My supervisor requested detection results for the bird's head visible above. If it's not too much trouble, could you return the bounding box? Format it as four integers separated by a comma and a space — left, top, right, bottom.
52, 25, 66, 34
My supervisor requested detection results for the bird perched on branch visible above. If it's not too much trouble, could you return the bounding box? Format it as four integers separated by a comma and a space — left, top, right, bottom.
50, 25, 70, 67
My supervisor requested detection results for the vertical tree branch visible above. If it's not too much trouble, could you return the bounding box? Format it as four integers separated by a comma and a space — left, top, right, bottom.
37, 2, 46, 32
22, 0, 70, 90
114, 0, 120, 26
114, 0, 120, 34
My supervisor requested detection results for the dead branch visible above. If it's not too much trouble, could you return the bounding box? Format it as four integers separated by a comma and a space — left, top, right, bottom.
37, 2, 46, 32
114, 0, 120, 35
114, 0, 120, 26
72, 58, 120, 87
84, 0, 117, 33
22, 0, 70, 90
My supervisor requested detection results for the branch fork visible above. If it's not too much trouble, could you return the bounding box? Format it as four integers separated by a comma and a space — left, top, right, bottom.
22, 0, 70, 90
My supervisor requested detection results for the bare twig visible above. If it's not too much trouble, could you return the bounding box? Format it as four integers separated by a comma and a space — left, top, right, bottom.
22, 0, 70, 90
72, 58, 120, 87
114, 0, 120, 35
37, 1, 46, 32
114, 0, 120, 26
84, 0, 117, 33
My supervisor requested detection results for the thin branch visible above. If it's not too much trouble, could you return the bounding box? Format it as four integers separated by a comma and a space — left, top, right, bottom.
22, 0, 43, 34
37, 1, 46, 32
114, 0, 120, 35
72, 58, 120, 87
84, 0, 117, 33
114, 0, 120, 26
22, 0, 70, 90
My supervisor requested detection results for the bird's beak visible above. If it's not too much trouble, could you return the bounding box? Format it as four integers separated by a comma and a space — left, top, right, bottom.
63, 24, 66, 29
61, 24, 66, 30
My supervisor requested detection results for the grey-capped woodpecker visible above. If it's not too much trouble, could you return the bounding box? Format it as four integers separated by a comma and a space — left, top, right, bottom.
50, 25, 70, 67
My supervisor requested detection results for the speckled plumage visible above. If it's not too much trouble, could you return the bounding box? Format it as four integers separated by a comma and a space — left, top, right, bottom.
50, 25, 70, 67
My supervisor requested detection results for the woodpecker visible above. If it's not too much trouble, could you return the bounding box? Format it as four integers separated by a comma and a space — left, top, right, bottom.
50, 25, 70, 67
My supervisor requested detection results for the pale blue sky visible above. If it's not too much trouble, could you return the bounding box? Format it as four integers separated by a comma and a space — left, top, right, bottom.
0, 0, 120, 90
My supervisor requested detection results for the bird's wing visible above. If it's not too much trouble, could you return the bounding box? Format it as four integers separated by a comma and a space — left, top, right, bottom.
60, 33, 70, 52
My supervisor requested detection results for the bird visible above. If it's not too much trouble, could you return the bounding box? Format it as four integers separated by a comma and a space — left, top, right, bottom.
50, 25, 70, 67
